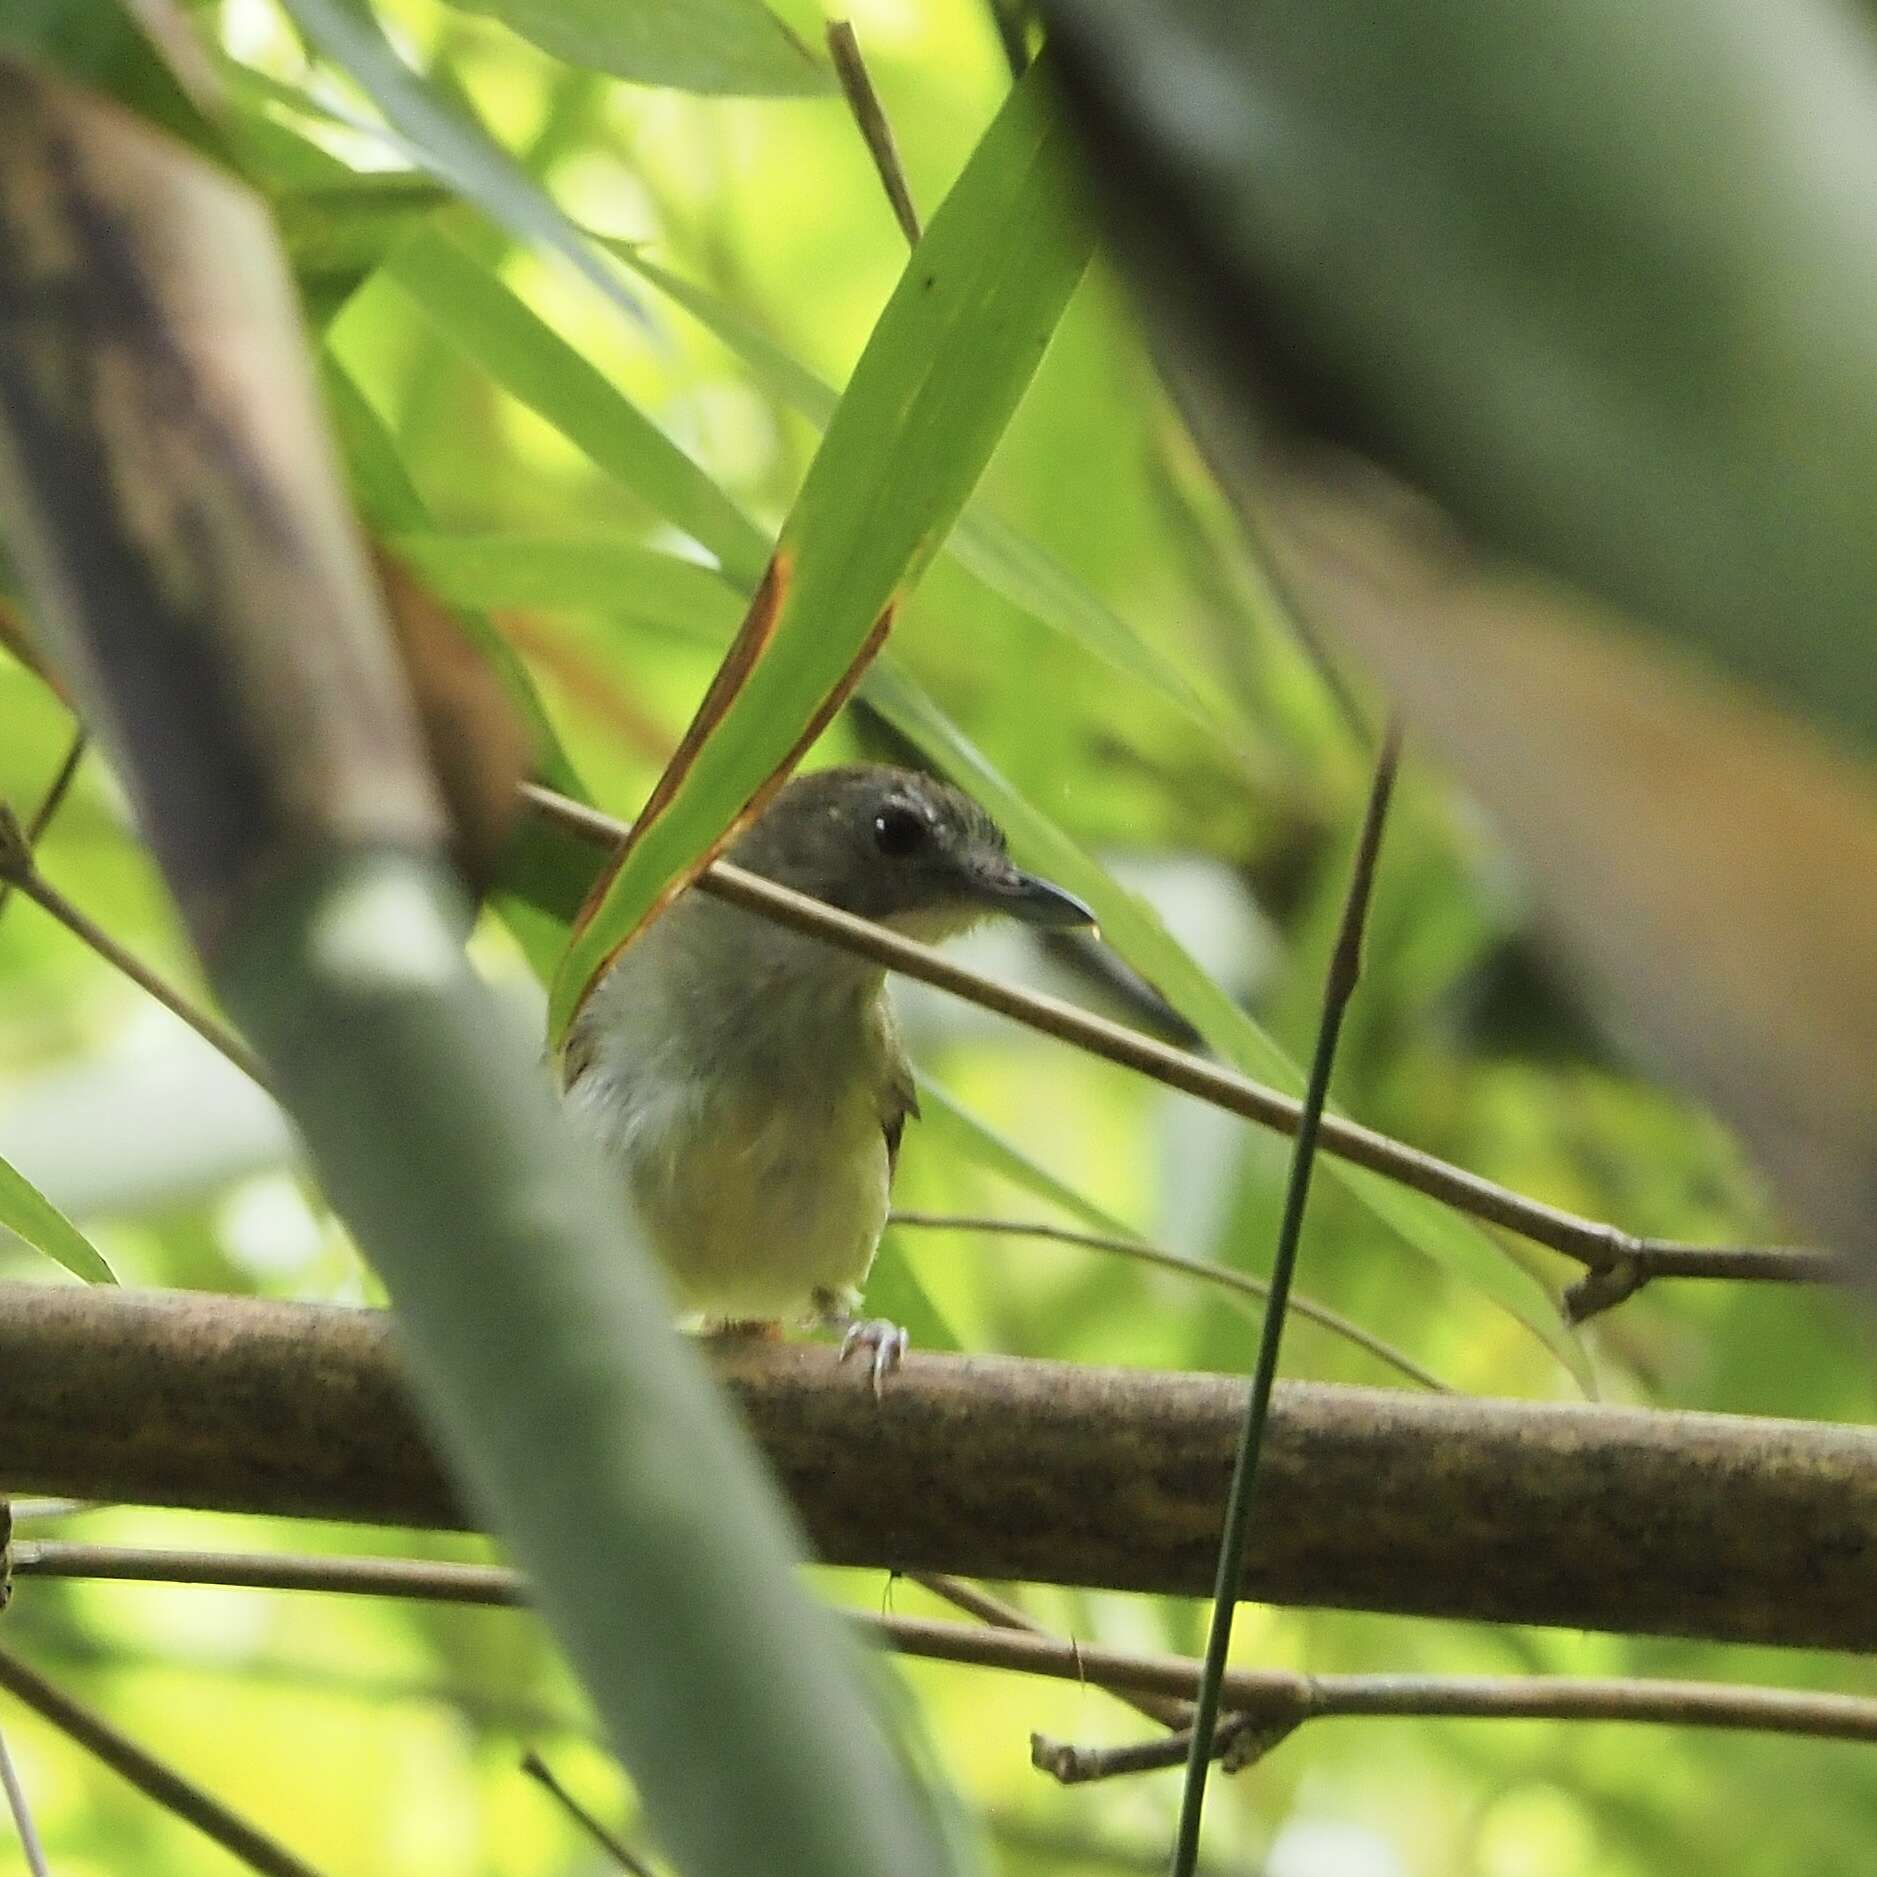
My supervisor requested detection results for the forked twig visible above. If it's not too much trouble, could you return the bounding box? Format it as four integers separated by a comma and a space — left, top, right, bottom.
0, 728, 87, 926
0, 804, 270, 1091
16, 1542, 1877, 1758
910, 1571, 1192, 1730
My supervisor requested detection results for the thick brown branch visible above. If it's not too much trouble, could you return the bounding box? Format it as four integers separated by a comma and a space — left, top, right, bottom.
0, 1283, 1873, 1650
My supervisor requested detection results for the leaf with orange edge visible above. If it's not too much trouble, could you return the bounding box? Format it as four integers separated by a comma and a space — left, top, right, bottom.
546, 52, 1092, 1040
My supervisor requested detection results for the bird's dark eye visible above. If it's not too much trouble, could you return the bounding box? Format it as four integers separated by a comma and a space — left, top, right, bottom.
873, 805, 930, 858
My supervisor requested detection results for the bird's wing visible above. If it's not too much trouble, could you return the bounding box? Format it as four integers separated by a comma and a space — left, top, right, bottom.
880, 1057, 921, 1186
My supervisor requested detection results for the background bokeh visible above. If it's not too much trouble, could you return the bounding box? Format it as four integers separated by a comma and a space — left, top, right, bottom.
1, 2, 1873, 1872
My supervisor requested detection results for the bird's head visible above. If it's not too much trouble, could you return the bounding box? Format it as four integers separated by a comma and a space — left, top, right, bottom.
731, 765, 1095, 943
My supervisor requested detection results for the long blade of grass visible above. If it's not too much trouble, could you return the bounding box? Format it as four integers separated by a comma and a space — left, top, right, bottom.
1172, 722, 1401, 1874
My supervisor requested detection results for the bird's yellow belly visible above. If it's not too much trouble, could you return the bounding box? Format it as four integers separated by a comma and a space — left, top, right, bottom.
626, 1080, 890, 1323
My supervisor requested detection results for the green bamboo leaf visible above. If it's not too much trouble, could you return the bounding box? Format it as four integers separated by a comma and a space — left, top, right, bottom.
864, 659, 1593, 1391
276, 0, 649, 335
548, 53, 1093, 1038
388, 530, 744, 636
441, 0, 831, 97
610, 242, 1234, 740
383, 224, 769, 585
0, 1155, 115, 1285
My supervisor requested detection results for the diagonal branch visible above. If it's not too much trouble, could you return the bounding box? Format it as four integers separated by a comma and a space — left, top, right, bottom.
0, 726, 86, 926
0, 1643, 328, 1877
526, 784, 1834, 1307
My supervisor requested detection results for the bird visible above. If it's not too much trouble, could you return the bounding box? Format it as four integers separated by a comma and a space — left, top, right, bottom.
559, 764, 1094, 1385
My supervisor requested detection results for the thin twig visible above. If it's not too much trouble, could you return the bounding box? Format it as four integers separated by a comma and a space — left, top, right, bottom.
0, 805, 271, 1091
890, 1211, 1449, 1392
523, 784, 1835, 1303
0, 1716, 51, 1877
10, 1544, 522, 1606
1561, 1243, 1844, 1323
870, 1611, 1877, 1750
909, 1572, 1193, 1730
1174, 718, 1401, 1874
520, 1750, 656, 1876
827, 22, 922, 247
0, 1644, 326, 1877
0, 729, 86, 926
1032, 1716, 1296, 1784
20, 1544, 1877, 1755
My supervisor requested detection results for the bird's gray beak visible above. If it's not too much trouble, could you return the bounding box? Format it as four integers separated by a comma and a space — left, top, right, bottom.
986, 865, 1098, 929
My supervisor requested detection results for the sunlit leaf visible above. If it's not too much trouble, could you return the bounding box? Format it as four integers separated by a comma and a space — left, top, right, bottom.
383, 223, 768, 584
442, 0, 831, 97
0, 1154, 116, 1284
277, 0, 649, 334
548, 53, 1093, 1038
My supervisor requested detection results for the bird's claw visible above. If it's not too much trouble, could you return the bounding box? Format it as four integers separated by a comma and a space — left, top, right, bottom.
838, 1318, 908, 1396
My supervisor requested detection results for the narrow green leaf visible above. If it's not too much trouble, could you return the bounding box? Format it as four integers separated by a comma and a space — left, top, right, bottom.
865, 659, 1594, 1391
388, 530, 745, 636
0, 1155, 115, 1284
442, 0, 831, 98
276, 0, 649, 334
915, 1074, 1134, 1239
914, 1079, 1453, 1393
384, 224, 769, 585
549, 54, 1093, 1036
611, 241, 1233, 739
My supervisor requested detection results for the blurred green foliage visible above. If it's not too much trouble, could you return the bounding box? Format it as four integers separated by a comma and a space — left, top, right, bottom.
0, 1, 1873, 1873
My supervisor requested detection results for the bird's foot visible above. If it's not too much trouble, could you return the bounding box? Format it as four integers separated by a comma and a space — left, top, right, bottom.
835, 1317, 908, 1397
